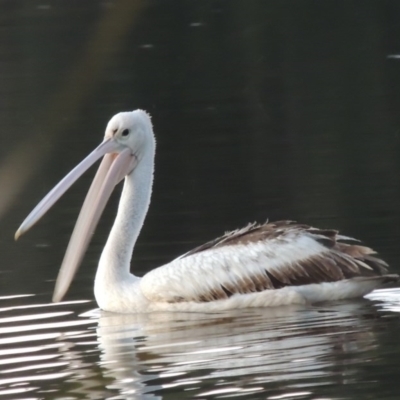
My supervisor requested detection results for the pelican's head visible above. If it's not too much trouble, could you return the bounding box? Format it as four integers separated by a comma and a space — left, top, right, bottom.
15, 109, 154, 302
104, 110, 153, 158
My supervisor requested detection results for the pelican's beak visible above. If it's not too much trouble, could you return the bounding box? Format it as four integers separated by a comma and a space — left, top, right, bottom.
15, 138, 137, 302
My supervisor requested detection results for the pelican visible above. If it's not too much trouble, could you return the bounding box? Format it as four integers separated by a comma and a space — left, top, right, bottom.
15, 110, 398, 313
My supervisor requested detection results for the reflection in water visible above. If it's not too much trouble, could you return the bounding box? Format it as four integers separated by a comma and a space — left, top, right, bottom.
366, 288, 400, 313
94, 299, 394, 399
0, 291, 399, 399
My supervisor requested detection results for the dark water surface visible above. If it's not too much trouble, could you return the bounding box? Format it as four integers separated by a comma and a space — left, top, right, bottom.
1, 1, 400, 399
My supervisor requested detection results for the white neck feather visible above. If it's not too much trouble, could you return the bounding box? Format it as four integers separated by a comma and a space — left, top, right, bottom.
96, 133, 155, 287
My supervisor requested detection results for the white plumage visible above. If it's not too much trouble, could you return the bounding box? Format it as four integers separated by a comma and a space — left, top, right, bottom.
141, 234, 327, 303
16, 110, 398, 313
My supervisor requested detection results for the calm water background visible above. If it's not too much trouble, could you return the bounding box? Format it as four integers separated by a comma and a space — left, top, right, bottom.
1, 1, 400, 399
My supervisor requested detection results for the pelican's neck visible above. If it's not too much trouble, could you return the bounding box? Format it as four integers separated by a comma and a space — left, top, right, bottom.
96, 136, 155, 285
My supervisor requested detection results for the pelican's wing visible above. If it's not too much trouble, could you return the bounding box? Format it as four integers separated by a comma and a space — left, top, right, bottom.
140, 221, 389, 303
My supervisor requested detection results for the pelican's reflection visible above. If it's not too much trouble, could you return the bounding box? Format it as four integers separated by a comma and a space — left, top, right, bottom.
94, 301, 379, 398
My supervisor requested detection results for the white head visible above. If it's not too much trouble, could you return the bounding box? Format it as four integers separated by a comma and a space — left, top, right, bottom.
104, 110, 154, 162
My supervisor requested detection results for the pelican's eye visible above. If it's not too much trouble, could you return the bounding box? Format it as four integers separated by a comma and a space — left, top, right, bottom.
121, 128, 130, 137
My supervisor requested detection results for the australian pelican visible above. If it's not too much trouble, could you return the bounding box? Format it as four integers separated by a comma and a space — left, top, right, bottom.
15, 110, 398, 313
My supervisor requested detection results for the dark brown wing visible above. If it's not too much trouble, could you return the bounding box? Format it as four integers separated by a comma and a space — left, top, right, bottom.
142, 221, 395, 304
181, 220, 389, 288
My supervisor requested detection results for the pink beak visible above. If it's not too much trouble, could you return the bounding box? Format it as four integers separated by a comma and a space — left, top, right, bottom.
15, 138, 137, 302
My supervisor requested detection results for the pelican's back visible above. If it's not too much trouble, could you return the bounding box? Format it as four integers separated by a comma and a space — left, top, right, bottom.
140, 221, 396, 305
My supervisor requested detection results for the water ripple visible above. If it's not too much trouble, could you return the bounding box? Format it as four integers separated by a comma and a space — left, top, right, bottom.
0, 293, 398, 399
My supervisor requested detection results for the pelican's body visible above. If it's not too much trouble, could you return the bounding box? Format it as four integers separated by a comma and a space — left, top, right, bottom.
16, 110, 398, 313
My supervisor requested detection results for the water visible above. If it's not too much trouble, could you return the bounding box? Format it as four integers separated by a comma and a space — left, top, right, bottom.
1, 293, 400, 399
1, 1, 400, 399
